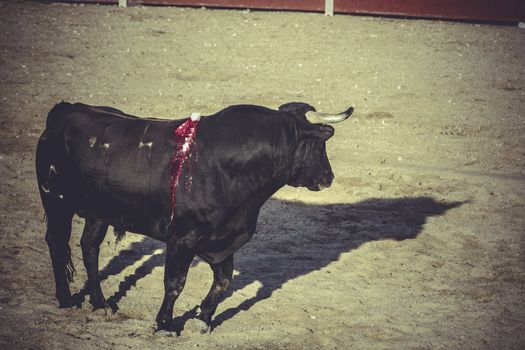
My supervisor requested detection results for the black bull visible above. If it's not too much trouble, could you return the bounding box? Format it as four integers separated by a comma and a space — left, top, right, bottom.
35, 101, 353, 332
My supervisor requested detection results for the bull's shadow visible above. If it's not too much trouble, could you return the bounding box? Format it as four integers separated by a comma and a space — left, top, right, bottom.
88, 196, 462, 328
213, 196, 462, 329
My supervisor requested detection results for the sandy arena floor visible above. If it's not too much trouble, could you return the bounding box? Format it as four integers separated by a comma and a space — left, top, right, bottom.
0, 1, 524, 349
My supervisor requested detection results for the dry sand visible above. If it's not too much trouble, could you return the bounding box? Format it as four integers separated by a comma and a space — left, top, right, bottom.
0, 1, 524, 349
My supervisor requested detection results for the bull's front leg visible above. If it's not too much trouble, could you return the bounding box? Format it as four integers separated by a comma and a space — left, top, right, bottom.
197, 254, 234, 330
156, 242, 194, 332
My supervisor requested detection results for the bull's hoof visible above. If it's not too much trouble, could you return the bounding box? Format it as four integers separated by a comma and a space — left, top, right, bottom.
154, 329, 174, 337
58, 300, 74, 308
90, 296, 113, 315
57, 296, 81, 309
156, 319, 174, 333
93, 307, 111, 317
184, 318, 210, 335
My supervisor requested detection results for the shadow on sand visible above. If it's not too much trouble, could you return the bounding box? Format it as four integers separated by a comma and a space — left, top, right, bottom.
75, 196, 463, 331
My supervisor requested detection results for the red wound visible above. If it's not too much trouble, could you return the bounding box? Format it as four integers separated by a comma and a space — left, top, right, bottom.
170, 116, 201, 231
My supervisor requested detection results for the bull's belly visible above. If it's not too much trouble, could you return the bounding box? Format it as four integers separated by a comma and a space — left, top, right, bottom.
198, 231, 252, 265
74, 197, 170, 242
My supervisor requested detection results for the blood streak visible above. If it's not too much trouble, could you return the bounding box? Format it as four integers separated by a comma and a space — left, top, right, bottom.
170, 113, 201, 231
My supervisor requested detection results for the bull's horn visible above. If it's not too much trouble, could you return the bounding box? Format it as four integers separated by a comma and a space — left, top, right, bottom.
305, 106, 354, 124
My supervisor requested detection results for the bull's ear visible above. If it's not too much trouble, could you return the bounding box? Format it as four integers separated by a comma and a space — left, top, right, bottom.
301, 124, 334, 141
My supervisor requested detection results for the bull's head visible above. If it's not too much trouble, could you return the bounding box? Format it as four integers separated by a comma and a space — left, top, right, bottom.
279, 102, 353, 191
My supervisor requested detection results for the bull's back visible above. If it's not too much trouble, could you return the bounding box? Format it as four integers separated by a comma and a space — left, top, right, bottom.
37, 102, 178, 238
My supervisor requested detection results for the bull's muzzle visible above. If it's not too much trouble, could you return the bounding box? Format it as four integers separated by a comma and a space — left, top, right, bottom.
308, 170, 335, 191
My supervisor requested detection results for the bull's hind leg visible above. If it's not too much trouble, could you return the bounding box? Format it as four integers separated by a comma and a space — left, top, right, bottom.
45, 208, 76, 308
198, 254, 234, 329
80, 218, 109, 311
38, 131, 78, 308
